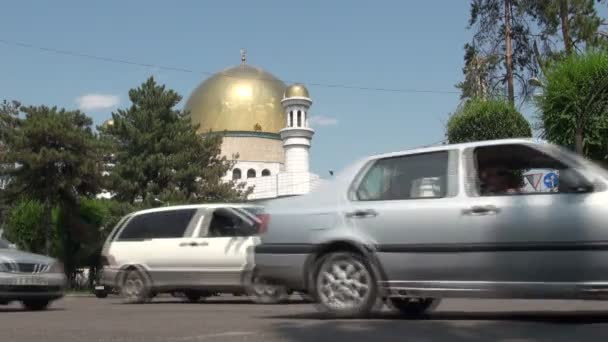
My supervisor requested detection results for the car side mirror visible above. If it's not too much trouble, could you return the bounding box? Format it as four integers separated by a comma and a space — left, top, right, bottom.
559, 169, 594, 193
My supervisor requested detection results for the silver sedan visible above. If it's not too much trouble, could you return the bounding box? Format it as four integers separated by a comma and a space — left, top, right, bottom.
254, 139, 608, 318
0, 239, 67, 310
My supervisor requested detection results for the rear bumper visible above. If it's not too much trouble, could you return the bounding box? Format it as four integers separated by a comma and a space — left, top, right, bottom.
254, 245, 310, 290
99, 267, 121, 288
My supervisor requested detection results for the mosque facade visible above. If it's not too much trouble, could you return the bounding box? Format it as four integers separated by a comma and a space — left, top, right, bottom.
102, 52, 323, 201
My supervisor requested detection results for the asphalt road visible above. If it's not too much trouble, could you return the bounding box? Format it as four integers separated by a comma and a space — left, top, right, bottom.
2, 296, 608, 342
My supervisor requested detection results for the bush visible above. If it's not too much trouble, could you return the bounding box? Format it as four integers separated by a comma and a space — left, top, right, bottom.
447, 99, 532, 144
4, 200, 52, 254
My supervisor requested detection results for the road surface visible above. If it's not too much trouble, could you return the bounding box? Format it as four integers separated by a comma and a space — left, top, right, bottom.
1, 296, 608, 341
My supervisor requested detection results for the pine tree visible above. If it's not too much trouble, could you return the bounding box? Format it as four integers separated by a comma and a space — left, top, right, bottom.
1, 105, 103, 254
467, 0, 538, 104
100, 77, 251, 205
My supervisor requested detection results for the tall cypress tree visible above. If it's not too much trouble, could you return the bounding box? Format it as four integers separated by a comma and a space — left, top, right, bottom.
100, 77, 251, 205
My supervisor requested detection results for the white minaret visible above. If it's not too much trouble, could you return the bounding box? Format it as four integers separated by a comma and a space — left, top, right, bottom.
280, 84, 314, 174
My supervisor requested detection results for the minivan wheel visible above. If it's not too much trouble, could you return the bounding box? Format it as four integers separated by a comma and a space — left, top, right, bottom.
389, 297, 441, 316
314, 252, 378, 318
246, 274, 289, 304
120, 269, 151, 304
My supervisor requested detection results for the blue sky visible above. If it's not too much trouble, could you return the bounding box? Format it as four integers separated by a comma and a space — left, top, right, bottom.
1, 1, 602, 176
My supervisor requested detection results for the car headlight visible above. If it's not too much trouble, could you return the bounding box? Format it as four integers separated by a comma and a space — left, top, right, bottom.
46, 261, 64, 274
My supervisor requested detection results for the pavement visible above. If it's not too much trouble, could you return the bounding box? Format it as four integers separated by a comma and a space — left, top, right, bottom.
2, 296, 608, 342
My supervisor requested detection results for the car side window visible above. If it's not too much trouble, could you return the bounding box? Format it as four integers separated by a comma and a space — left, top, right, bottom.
473, 144, 591, 196
116, 209, 196, 241
356, 151, 449, 201
206, 208, 258, 238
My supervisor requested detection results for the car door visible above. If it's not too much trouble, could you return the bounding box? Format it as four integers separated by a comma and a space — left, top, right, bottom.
460, 142, 608, 287
346, 149, 466, 284
129, 208, 201, 287
180, 207, 259, 287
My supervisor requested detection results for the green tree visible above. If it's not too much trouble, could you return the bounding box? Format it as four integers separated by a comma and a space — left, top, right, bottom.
0, 100, 21, 230
3, 199, 47, 253
535, 50, 608, 159
467, 0, 539, 104
1, 105, 103, 254
446, 98, 532, 143
100, 77, 251, 205
525, 0, 606, 58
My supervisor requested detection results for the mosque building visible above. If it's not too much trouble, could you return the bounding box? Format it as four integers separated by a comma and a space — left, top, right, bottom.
101, 51, 324, 201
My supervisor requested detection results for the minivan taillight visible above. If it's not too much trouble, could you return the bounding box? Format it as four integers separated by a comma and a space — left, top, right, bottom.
256, 214, 270, 234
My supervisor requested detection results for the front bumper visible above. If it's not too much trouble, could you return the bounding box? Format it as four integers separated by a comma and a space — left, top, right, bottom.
0, 272, 66, 301
254, 245, 310, 290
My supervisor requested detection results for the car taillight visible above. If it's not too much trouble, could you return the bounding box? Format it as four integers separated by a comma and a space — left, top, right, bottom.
256, 214, 270, 234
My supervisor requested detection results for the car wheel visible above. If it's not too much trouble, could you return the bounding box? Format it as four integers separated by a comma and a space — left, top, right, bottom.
314, 252, 378, 318
22, 299, 50, 311
120, 269, 151, 304
246, 274, 289, 304
389, 297, 441, 316
95, 290, 108, 299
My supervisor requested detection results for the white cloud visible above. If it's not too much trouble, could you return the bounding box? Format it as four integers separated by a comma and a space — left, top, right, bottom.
76, 94, 120, 111
309, 115, 338, 127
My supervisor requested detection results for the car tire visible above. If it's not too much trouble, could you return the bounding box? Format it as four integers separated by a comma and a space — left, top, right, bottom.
389, 297, 441, 316
314, 252, 378, 318
246, 273, 290, 304
95, 290, 108, 299
120, 269, 151, 304
22, 299, 50, 311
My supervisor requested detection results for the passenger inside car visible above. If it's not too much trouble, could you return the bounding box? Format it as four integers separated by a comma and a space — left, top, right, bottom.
208, 211, 238, 237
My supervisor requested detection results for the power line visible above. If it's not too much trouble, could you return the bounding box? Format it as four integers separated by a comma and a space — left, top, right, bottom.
0, 38, 460, 95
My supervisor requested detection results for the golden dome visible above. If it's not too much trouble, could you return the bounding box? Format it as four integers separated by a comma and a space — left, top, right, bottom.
284, 84, 310, 99
102, 119, 114, 128
185, 64, 287, 134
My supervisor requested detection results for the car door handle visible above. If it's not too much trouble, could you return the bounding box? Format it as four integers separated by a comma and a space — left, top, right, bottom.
345, 209, 378, 218
179, 242, 209, 247
462, 205, 500, 216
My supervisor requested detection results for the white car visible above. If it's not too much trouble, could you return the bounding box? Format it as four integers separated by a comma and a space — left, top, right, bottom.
99, 203, 290, 304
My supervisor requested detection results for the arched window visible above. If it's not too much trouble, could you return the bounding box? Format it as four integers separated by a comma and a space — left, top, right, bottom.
232, 168, 242, 180
261, 169, 271, 177
297, 110, 302, 127
289, 111, 293, 127
247, 169, 256, 178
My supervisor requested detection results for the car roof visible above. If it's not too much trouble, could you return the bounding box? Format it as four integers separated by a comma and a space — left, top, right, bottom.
130, 203, 261, 217
366, 138, 542, 161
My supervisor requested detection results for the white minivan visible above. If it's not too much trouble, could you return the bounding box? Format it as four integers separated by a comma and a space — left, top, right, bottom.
99, 203, 289, 304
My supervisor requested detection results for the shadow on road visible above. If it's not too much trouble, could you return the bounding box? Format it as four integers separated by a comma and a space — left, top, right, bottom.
267, 310, 608, 342
266, 309, 608, 323
0, 307, 65, 313
113, 298, 309, 305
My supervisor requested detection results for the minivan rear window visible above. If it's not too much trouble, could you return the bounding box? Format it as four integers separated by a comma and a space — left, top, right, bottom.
116, 209, 197, 241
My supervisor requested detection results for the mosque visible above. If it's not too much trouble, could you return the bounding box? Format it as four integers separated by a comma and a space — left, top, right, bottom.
102, 51, 323, 201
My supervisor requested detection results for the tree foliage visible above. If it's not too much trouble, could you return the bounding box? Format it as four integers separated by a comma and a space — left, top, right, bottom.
535, 50, 608, 159
526, 0, 606, 59
3, 199, 47, 253
100, 77, 251, 205
1, 105, 103, 253
446, 98, 532, 144
466, 0, 538, 103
